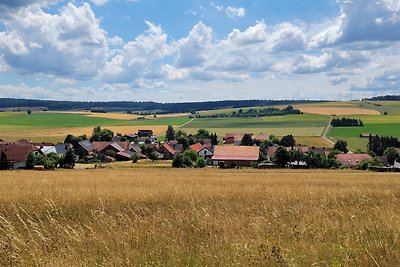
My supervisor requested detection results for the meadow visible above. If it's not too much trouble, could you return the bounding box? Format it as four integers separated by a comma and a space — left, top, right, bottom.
0, 168, 399, 266
0, 112, 190, 142
182, 114, 329, 137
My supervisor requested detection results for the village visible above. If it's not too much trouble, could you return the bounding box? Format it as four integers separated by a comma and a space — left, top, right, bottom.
1, 125, 399, 171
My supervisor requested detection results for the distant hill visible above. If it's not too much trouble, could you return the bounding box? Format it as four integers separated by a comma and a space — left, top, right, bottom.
0, 98, 320, 113
367, 95, 400, 101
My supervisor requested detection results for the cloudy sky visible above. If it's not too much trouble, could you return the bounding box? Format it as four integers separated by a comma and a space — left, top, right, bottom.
0, 0, 399, 102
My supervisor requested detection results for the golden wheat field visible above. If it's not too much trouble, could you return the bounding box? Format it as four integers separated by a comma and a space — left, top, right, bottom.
1, 168, 399, 266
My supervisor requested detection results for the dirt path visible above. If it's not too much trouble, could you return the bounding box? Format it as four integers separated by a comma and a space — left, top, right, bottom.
321, 117, 335, 146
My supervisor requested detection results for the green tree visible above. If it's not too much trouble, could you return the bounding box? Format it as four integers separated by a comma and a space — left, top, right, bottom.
274, 146, 290, 167
196, 157, 207, 168
61, 148, 75, 169
148, 151, 159, 162
172, 154, 184, 168
0, 151, 11, 170
241, 134, 254, 146
27, 110, 32, 115
166, 125, 175, 141
177, 135, 189, 150
281, 135, 296, 147
184, 149, 198, 162
131, 154, 140, 163
333, 139, 348, 153
290, 150, 304, 165
384, 147, 398, 166
196, 129, 210, 139
25, 152, 36, 169
182, 155, 193, 167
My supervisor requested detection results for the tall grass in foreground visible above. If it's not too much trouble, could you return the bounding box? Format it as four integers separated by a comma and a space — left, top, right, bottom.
0, 169, 399, 266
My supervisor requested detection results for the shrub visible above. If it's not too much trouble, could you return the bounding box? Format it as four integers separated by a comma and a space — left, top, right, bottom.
131, 154, 140, 163
196, 157, 207, 168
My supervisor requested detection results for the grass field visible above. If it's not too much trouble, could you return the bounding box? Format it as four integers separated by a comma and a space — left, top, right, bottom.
182, 114, 329, 137
0, 168, 399, 266
0, 112, 190, 142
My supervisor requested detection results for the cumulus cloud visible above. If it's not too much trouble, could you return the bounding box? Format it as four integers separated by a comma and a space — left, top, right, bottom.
0, 3, 108, 79
176, 21, 213, 68
100, 21, 171, 84
311, 0, 400, 47
225, 6, 246, 18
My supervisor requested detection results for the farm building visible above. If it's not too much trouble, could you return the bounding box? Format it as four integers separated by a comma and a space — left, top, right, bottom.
224, 133, 245, 145
40, 143, 73, 157
92, 142, 130, 154
212, 145, 259, 167
0, 143, 41, 169
254, 132, 269, 141
336, 154, 372, 168
159, 143, 176, 160
138, 130, 154, 138
188, 143, 213, 159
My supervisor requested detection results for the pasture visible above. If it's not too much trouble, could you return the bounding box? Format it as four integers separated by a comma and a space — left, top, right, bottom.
0, 168, 399, 266
182, 114, 329, 137
328, 114, 400, 151
0, 112, 190, 142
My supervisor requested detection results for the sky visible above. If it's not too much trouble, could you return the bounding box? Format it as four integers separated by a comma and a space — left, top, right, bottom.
0, 0, 399, 102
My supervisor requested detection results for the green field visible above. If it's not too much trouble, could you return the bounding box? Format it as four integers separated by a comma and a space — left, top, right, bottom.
182, 114, 329, 136
328, 114, 400, 151
0, 112, 190, 128
0, 112, 190, 142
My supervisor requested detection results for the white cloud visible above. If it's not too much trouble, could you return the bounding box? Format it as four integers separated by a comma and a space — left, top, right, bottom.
225, 6, 246, 18
101, 21, 171, 84
91, 0, 108, 6
0, 3, 108, 79
311, 0, 400, 47
176, 21, 213, 68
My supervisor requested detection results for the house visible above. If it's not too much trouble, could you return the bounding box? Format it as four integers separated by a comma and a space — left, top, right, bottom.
254, 132, 269, 141
188, 143, 213, 159
336, 153, 372, 168
0, 143, 41, 169
159, 143, 176, 160
40, 143, 72, 156
138, 130, 154, 138
212, 145, 260, 167
77, 140, 97, 158
267, 146, 278, 161
165, 141, 184, 154
92, 142, 130, 154
224, 133, 245, 145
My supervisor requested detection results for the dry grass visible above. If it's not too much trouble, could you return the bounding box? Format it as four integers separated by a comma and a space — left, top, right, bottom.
0, 168, 399, 266
294, 106, 380, 115
59, 111, 190, 120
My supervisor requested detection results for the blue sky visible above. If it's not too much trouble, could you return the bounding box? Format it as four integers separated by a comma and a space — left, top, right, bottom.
0, 0, 399, 102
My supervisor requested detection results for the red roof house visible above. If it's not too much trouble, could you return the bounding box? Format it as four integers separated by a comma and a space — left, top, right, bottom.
336, 154, 372, 167
212, 145, 259, 167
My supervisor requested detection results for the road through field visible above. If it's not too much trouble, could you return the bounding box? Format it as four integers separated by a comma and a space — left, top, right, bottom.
321, 117, 335, 146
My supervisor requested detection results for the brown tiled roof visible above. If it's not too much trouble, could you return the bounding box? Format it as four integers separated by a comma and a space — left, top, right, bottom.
188, 143, 204, 153
225, 133, 245, 141
267, 146, 278, 159
336, 154, 372, 167
93, 142, 129, 152
254, 133, 269, 141
162, 143, 175, 155
212, 145, 259, 161
0, 144, 35, 163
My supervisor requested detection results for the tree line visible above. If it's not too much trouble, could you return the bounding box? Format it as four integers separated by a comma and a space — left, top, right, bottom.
0, 98, 317, 113
331, 118, 363, 127
196, 105, 302, 118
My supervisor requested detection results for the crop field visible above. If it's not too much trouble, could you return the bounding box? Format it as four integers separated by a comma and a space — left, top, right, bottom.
0, 168, 399, 266
0, 112, 190, 142
328, 114, 400, 151
182, 114, 329, 137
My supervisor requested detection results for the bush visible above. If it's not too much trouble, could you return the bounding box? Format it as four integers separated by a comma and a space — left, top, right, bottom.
131, 154, 140, 163
195, 157, 207, 168
172, 154, 184, 168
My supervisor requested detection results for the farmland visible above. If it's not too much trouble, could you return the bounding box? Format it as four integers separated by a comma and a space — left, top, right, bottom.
0, 112, 190, 142
182, 114, 329, 137
0, 168, 399, 266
